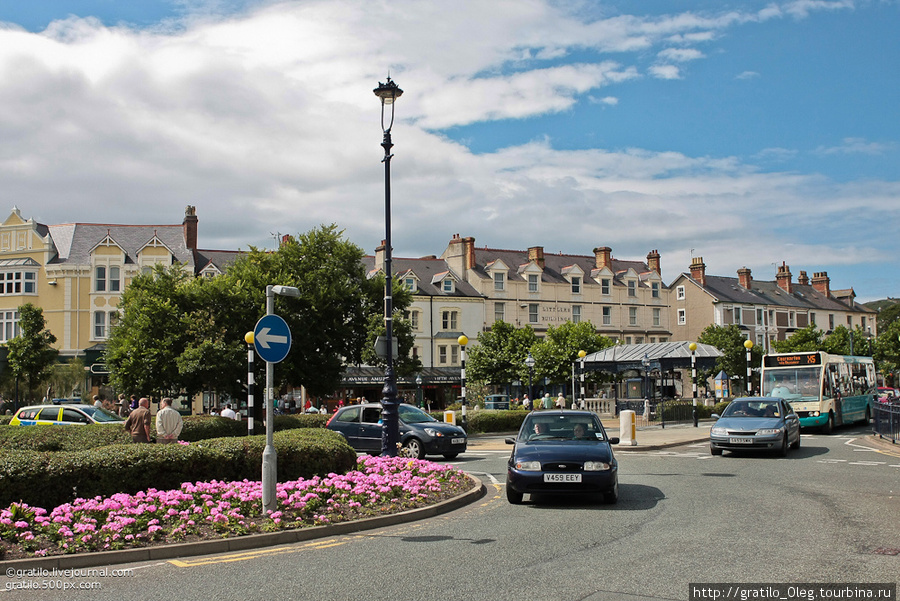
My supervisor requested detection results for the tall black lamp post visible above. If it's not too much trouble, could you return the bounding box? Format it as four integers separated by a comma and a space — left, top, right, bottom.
525, 352, 535, 405
374, 76, 403, 457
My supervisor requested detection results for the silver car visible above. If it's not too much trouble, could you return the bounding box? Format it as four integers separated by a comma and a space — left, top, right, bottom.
710, 397, 801, 456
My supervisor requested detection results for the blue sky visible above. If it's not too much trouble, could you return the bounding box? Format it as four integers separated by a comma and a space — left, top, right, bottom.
0, 0, 897, 302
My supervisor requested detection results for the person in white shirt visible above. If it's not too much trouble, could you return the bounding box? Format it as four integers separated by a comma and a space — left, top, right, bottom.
220, 403, 237, 420
156, 397, 183, 444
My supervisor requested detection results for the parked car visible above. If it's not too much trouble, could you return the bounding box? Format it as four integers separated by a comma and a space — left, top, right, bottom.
505, 410, 619, 505
10, 404, 126, 426
326, 402, 467, 459
709, 397, 801, 456
876, 387, 899, 402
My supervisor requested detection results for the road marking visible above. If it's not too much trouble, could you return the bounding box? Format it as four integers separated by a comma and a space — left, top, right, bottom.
168, 538, 345, 567
848, 461, 886, 466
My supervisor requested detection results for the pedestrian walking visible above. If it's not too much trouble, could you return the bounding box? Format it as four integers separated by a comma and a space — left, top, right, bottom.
556, 393, 566, 409
124, 397, 152, 443
155, 397, 183, 444
522, 394, 532, 411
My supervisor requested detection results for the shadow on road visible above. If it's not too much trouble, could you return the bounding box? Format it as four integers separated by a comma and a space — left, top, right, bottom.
525, 483, 666, 510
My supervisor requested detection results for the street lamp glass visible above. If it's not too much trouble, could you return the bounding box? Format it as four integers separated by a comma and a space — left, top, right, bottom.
525, 353, 535, 369
272, 285, 301, 297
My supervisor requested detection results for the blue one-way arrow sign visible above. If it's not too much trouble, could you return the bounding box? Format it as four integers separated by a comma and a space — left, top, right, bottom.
254, 314, 292, 363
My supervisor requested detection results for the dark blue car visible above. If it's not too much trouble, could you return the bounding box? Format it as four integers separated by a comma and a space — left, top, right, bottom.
505, 410, 619, 505
326, 402, 467, 459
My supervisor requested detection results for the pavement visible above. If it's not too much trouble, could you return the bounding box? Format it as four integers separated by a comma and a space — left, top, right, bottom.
467, 418, 714, 452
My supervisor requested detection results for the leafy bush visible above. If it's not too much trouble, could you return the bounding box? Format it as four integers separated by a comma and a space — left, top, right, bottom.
0, 429, 356, 508
0, 424, 131, 451
713, 400, 732, 416
464, 410, 529, 434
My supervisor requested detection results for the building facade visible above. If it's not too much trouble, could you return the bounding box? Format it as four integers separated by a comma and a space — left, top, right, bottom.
442, 234, 671, 344
669, 257, 877, 352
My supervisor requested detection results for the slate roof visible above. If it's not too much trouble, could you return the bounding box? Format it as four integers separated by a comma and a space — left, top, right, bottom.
584, 341, 722, 373
46, 223, 194, 269
469, 247, 656, 288
677, 273, 875, 314
195, 249, 243, 273
362, 256, 484, 298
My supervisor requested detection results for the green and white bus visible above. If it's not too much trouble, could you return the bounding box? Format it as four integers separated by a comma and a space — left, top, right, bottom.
760, 351, 876, 433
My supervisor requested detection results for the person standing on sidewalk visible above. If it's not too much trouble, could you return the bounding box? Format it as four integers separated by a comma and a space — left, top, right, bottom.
124, 398, 152, 443
156, 397, 183, 444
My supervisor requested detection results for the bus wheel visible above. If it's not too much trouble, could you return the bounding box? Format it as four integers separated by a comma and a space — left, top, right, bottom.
822, 412, 834, 434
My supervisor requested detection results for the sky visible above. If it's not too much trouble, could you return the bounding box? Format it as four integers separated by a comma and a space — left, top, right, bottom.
0, 0, 897, 302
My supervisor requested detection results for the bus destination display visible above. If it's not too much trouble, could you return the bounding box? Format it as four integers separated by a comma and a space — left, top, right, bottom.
763, 353, 822, 367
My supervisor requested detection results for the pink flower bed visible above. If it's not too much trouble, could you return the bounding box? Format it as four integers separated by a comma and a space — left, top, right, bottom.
0, 456, 469, 558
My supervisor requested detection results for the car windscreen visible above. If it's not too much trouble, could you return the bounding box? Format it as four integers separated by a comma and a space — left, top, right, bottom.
721, 400, 781, 418
80, 406, 125, 422
398, 405, 437, 424
521, 414, 605, 441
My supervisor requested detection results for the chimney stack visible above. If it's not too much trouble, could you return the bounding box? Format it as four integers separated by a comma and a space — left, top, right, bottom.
690, 257, 707, 287
776, 262, 793, 294
797, 271, 809, 286
528, 246, 545, 269
375, 240, 387, 271
811, 271, 831, 298
737, 267, 752, 289
463, 236, 476, 270
183, 205, 198, 250
647, 249, 661, 275
593, 246, 612, 270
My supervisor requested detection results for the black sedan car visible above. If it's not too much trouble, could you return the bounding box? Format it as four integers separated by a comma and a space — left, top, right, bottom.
326, 403, 467, 459
709, 397, 801, 456
505, 410, 619, 505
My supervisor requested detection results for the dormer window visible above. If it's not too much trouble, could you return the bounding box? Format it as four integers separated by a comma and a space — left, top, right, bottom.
651, 282, 659, 298
571, 276, 581, 294
493, 271, 505, 291
442, 279, 454, 293
528, 274, 539, 293
404, 277, 416, 292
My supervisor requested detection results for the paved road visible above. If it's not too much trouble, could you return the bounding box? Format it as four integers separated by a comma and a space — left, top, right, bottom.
6, 425, 898, 601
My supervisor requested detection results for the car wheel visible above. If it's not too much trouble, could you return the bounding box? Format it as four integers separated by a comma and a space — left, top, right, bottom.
442, 452, 459, 459
790, 431, 801, 450
710, 445, 723, 456
778, 433, 788, 457
822, 412, 834, 434
401, 437, 426, 460
602, 483, 618, 505
506, 481, 524, 505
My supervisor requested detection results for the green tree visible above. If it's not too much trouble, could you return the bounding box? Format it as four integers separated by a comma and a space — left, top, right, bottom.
770, 324, 824, 353
105, 265, 193, 397
5, 303, 59, 402
529, 321, 614, 388
697, 324, 762, 390
47, 357, 86, 399
873, 321, 900, 386
466, 321, 537, 387
876, 302, 900, 333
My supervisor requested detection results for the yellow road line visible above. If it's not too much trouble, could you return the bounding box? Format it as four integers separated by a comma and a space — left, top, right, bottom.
168, 538, 345, 567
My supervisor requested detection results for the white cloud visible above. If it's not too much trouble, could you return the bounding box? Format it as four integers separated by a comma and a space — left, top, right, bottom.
815, 137, 895, 156
648, 64, 681, 79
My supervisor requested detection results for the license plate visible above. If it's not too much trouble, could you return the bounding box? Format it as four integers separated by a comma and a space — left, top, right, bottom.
451, 437, 466, 445
731, 437, 754, 444
544, 473, 582, 483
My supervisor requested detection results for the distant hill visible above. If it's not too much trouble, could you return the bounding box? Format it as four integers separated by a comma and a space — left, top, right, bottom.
865, 298, 899, 312
866, 298, 900, 331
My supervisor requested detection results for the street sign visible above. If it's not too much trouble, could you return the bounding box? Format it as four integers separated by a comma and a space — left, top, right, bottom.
253, 314, 292, 363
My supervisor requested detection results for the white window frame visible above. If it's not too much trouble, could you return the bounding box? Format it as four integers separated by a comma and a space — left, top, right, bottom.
494, 302, 505, 323
0, 271, 37, 295
93, 310, 119, 340
676, 286, 685, 300
734, 307, 742, 325
528, 303, 539, 324
493, 272, 505, 291
628, 280, 636, 297
601, 278, 611, 295
602, 306, 611, 325
0, 309, 20, 342
652, 308, 661, 326
678, 309, 686, 325
528, 274, 539, 293
571, 276, 581, 294
572, 305, 581, 323
629, 307, 637, 326
441, 310, 458, 331
442, 279, 454, 293
438, 345, 448, 365
651, 282, 659, 298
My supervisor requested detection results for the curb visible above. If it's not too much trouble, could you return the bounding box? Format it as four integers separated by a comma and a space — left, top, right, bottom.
0, 476, 486, 571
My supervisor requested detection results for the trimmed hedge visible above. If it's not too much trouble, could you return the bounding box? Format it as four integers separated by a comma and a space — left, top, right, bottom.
0, 428, 357, 509
0, 413, 331, 451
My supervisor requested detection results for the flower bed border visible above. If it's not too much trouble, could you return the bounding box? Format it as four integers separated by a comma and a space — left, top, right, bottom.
1, 475, 483, 570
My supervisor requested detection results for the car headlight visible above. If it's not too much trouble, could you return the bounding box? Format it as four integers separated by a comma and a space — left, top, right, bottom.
583, 461, 612, 471
515, 461, 541, 471
711, 426, 727, 436
812, 411, 820, 417
757, 428, 783, 436
423, 428, 443, 437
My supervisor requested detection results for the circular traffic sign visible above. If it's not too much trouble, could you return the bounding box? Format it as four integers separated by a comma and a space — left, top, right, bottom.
253, 314, 292, 363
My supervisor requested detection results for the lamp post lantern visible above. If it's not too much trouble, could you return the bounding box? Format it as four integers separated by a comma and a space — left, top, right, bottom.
689, 342, 698, 427
744, 339, 754, 395
525, 352, 535, 405
374, 76, 403, 456
415, 374, 423, 408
